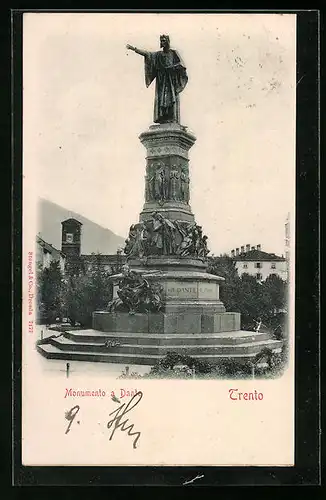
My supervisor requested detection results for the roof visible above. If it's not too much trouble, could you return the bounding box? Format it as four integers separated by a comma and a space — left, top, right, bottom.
81, 254, 127, 264
61, 218, 83, 225
36, 235, 65, 257
232, 249, 285, 262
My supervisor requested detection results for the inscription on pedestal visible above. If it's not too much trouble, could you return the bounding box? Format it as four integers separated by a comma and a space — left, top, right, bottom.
198, 283, 219, 300
166, 281, 197, 299
165, 280, 220, 300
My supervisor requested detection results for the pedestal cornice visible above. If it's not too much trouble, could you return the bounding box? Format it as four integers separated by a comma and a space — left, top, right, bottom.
139, 123, 196, 160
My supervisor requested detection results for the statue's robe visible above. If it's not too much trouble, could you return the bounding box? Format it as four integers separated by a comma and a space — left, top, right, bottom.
144, 49, 188, 123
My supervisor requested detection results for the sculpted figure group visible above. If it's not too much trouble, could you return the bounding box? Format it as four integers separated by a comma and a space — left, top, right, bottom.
107, 265, 163, 314
124, 211, 209, 260
145, 163, 190, 204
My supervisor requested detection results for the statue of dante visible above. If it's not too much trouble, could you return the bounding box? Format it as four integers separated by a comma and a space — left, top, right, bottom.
126, 35, 188, 124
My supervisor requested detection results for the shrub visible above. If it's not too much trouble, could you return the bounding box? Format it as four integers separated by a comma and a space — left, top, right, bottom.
157, 351, 181, 370
214, 358, 248, 377
181, 355, 213, 374
143, 352, 214, 378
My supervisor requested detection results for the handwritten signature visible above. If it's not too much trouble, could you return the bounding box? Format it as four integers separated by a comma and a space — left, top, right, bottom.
65, 391, 142, 449
107, 391, 142, 449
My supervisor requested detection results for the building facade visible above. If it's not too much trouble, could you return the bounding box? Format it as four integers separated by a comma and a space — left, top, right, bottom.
230, 244, 287, 282
36, 235, 66, 272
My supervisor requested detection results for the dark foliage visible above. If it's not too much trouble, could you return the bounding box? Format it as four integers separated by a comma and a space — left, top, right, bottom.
37, 260, 64, 324
62, 253, 113, 327
208, 256, 288, 336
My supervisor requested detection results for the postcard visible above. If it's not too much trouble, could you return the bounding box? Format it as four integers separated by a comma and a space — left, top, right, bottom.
21, 12, 296, 467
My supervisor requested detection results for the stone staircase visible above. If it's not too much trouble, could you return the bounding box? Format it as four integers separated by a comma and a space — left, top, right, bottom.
36, 329, 283, 366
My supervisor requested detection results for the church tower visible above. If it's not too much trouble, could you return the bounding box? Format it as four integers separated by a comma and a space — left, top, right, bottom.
61, 218, 82, 274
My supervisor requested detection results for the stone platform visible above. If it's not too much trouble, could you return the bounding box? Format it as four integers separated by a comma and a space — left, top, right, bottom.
93, 311, 239, 334
36, 329, 283, 366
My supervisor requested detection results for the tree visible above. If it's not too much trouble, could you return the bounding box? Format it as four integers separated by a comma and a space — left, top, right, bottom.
259, 275, 288, 337
261, 274, 287, 316
37, 260, 64, 325
237, 273, 266, 328
63, 253, 114, 327
207, 255, 241, 312
208, 256, 288, 331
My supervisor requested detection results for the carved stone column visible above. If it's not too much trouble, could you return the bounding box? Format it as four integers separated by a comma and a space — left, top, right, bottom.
139, 122, 196, 223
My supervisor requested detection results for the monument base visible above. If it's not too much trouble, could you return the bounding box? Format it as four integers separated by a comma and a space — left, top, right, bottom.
36, 328, 283, 366
92, 311, 240, 334
111, 267, 227, 312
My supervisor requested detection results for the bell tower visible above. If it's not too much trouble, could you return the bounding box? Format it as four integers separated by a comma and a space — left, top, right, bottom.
61, 219, 82, 273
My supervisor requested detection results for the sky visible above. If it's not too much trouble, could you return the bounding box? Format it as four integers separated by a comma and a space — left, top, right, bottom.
23, 13, 296, 256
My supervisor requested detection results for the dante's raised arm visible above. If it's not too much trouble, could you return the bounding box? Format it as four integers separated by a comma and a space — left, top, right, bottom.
126, 44, 148, 57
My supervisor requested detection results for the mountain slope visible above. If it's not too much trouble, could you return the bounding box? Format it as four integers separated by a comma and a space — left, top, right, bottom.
37, 198, 125, 255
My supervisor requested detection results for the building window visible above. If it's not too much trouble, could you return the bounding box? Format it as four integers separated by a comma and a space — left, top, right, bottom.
255, 262, 262, 268
271, 263, 276, 269
243, 263, 248, 269
66, 233, 74, 243
256, 273, 262, 280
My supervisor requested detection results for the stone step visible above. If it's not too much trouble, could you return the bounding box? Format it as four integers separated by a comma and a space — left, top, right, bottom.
64, 329, 272, 346
50, 336, 282, 355
37, 342, 282, 366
